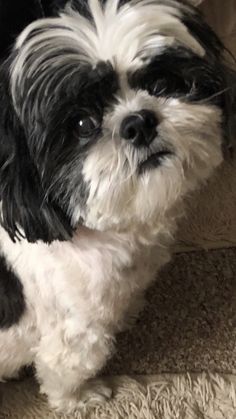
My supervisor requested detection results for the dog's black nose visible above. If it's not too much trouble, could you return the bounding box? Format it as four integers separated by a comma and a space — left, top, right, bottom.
120, 110, 158, 147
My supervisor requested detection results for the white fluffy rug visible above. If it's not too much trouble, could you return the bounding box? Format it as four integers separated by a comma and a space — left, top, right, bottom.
1, 374, 236, 419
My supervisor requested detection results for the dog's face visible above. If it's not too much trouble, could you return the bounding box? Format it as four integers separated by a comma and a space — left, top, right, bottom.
0, 0, 235, 242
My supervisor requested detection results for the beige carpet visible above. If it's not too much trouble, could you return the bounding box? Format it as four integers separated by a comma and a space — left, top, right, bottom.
106, 248, 236, 375
1, 1, 236, 418
1, 374, 236, 419
175, 158, 236, 252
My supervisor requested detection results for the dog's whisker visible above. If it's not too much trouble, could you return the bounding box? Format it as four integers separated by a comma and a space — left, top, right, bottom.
195, 83, 236, 104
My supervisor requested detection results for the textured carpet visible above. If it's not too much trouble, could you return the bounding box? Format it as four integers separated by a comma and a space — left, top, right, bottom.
1, 374, 236, 419
175, 159, 236, 252
106, 248, 236, 375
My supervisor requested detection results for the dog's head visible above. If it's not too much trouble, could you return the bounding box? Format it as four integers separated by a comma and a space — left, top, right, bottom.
0, 0, 235, 242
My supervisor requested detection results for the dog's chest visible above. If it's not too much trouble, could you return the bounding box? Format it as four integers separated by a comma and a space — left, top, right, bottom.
36, 228, 161, 326
0, 225, 169, 330
0, 228, 157, 323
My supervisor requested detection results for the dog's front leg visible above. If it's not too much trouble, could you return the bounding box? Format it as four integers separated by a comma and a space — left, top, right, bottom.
35, 323, 113, 412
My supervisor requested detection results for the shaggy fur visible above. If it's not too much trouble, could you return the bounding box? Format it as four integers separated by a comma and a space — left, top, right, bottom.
0, 0, 235, 413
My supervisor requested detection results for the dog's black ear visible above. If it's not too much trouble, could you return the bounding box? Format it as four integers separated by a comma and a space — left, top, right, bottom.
0, 60, 73, 243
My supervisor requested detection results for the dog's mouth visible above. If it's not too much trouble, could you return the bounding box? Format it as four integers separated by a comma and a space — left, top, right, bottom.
138, 150, 172, 174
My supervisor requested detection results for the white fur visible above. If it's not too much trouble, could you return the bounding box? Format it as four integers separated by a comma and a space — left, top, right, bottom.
0, 221, 171, 410
77, 97, 223, 230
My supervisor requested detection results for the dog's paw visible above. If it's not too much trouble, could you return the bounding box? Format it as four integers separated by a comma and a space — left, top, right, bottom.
47, 380, 112, 413
80, 379, 113, 404
49, 395, 81, 413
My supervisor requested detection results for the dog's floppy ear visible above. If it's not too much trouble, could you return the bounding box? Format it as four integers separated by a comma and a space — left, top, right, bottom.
0, 59, 73, 243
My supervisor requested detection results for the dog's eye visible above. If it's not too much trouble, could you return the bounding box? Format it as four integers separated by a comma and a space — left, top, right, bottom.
77, 116, 100, 138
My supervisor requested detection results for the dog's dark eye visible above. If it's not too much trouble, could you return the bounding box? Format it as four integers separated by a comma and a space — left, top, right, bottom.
77, 116, 100, 138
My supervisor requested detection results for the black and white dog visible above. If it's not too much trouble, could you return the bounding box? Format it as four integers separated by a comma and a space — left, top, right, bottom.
0, 0, 235, 412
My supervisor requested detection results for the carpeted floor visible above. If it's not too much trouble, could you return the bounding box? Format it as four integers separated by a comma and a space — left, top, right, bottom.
175, 159, 236, 252
106, 248, 236, 375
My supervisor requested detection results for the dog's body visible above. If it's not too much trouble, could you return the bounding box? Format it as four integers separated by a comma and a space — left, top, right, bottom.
0, 0, 235, 412
0, 220, 172, 409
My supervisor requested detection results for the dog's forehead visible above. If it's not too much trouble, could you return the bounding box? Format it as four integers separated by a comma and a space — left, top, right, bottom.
70, 0, 204, 69
15, 0, 205, 73
13, 0, 222, 117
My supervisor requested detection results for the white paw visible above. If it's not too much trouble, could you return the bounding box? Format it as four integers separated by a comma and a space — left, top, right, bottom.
47, 380, 112, 413
80, 379, 113, 404
49, 395, 81, 413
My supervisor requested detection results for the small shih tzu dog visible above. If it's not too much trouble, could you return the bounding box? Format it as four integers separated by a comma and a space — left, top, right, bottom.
0, 0, 235, 412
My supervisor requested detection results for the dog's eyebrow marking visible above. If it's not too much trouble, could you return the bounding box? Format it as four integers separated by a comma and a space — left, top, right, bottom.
0, 255, 25, 329
128, 46, 225, 104
128, 47, 193, 93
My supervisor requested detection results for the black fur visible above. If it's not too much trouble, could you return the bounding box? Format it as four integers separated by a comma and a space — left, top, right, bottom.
14, 56, 118, 216
129, 47, 225, 104
41, 0, 92, 19
0, 0, 44, 60
0, 55, 118, 242
0, 59, 73, 243
41, 0, 68, 15
0, 254, 25, 328
0, 0, 85, 60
